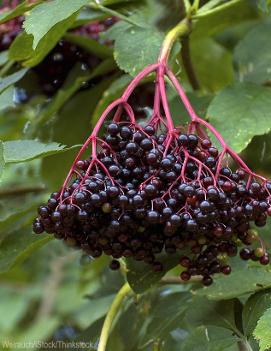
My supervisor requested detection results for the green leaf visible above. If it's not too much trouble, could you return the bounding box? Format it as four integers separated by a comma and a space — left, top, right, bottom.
0, 198, 42, 236
0, 86, 15, 111
207, 83, 271, 153
3, 140, 80, 163
181, 326, 238, 351
0, 161, 45, 235
141, 292, 191, 344
192, 0, 259, 38
194, 267, 271, 300
16, 316, 59, 345
0, 229, 53, 273
186, 296, 239, 333
189, 38, 234, 92
74, 295, 115, 328
41, 77, 114, 188
0, 287, 33, 333
9, 16, 77, 67
0, 68, 28, 94
0, 0, 40, 25
23, 0, 89, 49
243, 290, 271, 337
253, 307, 271, 351
234, 22, 271, 84
112, 24, 164, 75
0, 141, 4, 179
126, 254, 180, 293
169, 91, 213, 125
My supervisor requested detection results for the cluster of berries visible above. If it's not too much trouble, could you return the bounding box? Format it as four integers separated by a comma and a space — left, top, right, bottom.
33, 117, 271, 285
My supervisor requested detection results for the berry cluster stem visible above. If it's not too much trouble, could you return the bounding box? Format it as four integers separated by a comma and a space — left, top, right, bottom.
159, 18, 191, 64
97, 282, 132, 351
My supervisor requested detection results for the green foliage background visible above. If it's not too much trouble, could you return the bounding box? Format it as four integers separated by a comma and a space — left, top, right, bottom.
1, 0, 271, 350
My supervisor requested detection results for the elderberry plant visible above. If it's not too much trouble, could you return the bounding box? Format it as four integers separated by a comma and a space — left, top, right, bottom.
2, 1, 271, 350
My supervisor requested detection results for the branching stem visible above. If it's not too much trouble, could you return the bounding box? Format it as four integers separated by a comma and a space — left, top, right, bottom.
195, 0, 243, 18
159, 18, 191, 64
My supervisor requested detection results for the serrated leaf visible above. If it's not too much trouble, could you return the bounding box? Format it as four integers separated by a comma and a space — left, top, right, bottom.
243, 290, 271, 337
0, 86, 15, 111
0, 229, 53, 273
207, 83, 271, 153
194, 267, 271, 300
113, 25, 164, 75
254, 307, 271, 351
9, 13, 78, 67
234, 22, 271, 84
23, 0, 89, 49
3, 140, 79, 163
0, 68, 28, 94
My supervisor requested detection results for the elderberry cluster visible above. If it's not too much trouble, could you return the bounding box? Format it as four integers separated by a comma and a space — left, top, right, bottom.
33, 122, 271, 285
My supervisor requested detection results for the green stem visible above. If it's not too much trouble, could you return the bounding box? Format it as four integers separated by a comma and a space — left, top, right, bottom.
198, 0, 225, 12
194, 0, 242, 18
191, 0, 200, 12
238, 340, 253, 351
0, 60, 14, 77
159, 18, 191, 63
183, 0, 192, 14
152, 340, 161, 351
97, 282, 132, 351
89, 3, 144, 28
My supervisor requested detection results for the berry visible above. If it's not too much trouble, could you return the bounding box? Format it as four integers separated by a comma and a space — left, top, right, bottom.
110, 260, 120, 270
260, 254, 270, 265
180, 271, 191, 281
240, 248, 252, 260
